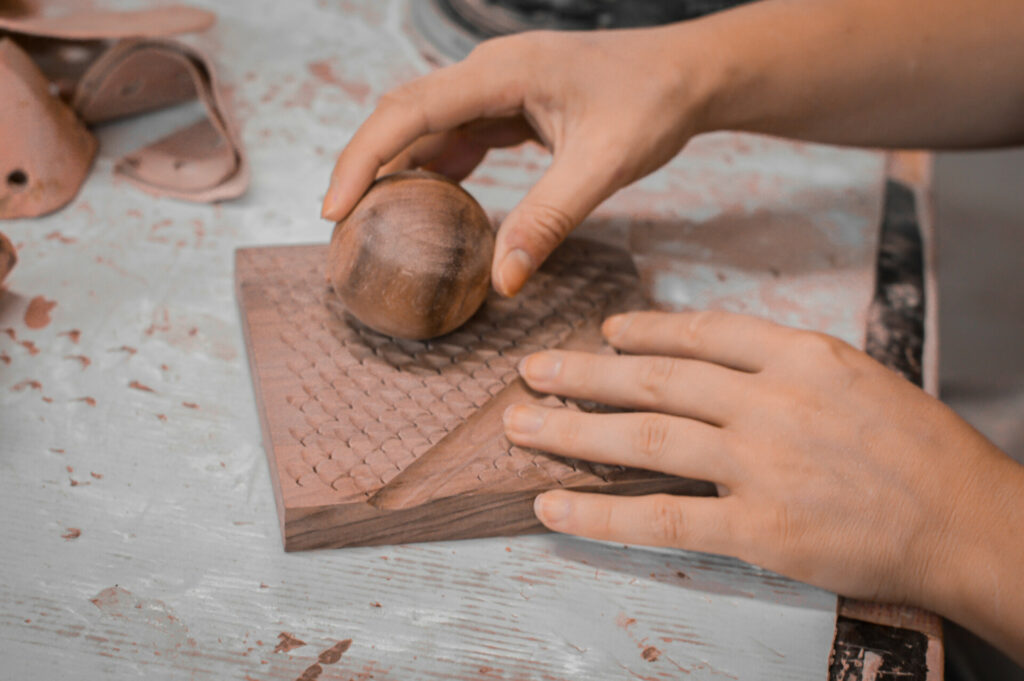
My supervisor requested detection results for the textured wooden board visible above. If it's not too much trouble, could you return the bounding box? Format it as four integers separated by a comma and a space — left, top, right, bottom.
236, 239, 714, 550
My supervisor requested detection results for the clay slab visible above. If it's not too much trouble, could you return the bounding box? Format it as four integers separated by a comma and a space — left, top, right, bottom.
236, 239, 714, 550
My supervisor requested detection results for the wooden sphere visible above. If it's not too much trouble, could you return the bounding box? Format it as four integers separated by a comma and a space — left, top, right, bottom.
328, 170, 494, 340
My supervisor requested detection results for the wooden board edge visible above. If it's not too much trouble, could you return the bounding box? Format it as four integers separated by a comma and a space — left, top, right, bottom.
284, 476, 715, 551
234, 247, 289, 549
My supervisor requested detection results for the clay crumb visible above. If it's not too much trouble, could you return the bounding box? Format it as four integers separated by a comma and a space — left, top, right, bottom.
318, 639, 352, 665
129, 381, 155, 393
369, 601, 381, 608
59, 329, 81, 343
642, 646, 661, 662
24, 296, 57, 329
12, 379, 42, 392
61, 528, 81, 541
297, 663, 322, 681
45, 231, 76, 244
64, 354, 91, 368
182, 401, 200, 409
273, 632, 306, 653
90, 472, 103, 480
76, 396, 97, 407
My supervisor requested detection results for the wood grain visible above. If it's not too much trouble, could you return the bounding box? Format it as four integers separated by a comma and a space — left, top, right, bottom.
328, 170, 494, 340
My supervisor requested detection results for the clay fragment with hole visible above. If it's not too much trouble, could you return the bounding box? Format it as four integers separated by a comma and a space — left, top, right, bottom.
0, 39, 96, 219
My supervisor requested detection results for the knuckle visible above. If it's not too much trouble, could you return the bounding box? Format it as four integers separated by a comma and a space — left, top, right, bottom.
468, 34, 517, 60
377, 85, 428, 125
679, 309, 723, 354
649, 495, 687, 544
558, 412, 583, 451
376, 87, 410, 111
518, 201, 576, 251
632, 414, 670, 464
790, 331, 847, 363
636, 356, 675, 402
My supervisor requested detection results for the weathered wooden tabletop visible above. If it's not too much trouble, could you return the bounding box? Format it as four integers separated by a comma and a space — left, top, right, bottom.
0, 1, 936, 678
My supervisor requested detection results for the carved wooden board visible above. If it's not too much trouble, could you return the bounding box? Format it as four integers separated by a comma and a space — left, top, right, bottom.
236, 239, 714, 550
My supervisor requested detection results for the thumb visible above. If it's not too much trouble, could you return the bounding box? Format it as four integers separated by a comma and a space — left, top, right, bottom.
493, 149, 619, 296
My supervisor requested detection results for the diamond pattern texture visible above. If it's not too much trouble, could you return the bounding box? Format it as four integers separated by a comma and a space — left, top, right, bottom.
236, 239, 647, 522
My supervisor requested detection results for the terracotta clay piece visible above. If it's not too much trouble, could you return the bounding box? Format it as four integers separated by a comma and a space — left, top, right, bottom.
328, 171, 494, 340
236, 238, 713, 550
0, 38, 97, 219
0, 6, 215, 41
72, 39, 249, 203
0, 3, 247, 214
0, 231, 15, 285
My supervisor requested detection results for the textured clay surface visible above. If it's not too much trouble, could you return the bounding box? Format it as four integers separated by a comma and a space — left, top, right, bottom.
236, 239, 712, 550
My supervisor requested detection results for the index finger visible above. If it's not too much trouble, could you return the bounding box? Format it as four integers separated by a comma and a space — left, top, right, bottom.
321, 51, 525, 221
602, 310, 796, 373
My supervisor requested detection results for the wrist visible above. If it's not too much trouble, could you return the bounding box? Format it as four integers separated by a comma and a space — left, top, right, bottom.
648, 19, 738, 138
916, 449, 1024, 654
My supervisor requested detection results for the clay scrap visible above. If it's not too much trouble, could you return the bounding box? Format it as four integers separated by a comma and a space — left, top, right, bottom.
73, 39, 249, 203
0, 3, 247, 217
0, 38, 96, 220
236, 239, 714, 551
0, 230, 15, 285
0, 5, 216, 40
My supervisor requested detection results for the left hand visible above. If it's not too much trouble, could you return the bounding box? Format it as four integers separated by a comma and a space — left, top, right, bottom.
503, 309, 1019, 613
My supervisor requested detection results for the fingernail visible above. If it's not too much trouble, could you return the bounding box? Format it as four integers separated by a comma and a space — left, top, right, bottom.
503, 404, 546, 434
519, 352, 561, 382
602, 313, 633, 339
321, 196, 337, 220
535, 492, 571, 527
498, 249, 533, 297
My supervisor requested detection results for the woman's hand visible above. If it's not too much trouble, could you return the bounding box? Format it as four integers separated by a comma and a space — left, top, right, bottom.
504, 309, 1024, 661
321, 27, 717, 296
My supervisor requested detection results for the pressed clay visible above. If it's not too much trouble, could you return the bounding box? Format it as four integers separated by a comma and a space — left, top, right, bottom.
236, 239, 710, 550
0, 39, 96, 220
72, 40, 249, 203
328, 171, 494, 340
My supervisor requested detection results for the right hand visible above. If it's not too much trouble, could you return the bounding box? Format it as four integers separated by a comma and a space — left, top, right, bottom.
321, 26, 716, 296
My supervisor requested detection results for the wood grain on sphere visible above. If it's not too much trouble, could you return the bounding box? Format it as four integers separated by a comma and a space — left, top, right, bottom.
328, 170, 494, 340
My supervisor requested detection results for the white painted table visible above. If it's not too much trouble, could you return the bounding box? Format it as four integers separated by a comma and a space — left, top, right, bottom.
0, 1, 902, 678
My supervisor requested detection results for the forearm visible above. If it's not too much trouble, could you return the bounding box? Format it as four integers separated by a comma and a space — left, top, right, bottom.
680, 0, 1024, 148
931, 453, 1024, 665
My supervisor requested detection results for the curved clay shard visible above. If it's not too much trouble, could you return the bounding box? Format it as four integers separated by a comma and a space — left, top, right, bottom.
72, 39, 248, 203
0, 231, 16, 285
0, 38, 96, 219
0, 6, 215, 40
